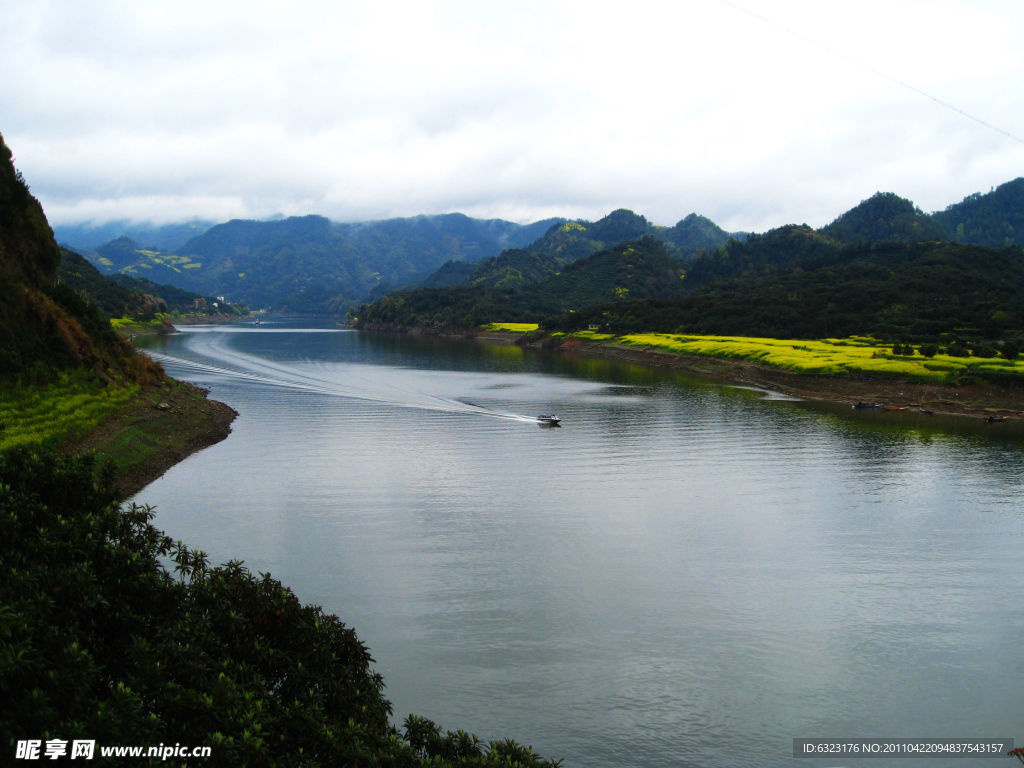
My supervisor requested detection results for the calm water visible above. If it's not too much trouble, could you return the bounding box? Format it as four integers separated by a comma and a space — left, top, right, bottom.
136, 320, 1024, 767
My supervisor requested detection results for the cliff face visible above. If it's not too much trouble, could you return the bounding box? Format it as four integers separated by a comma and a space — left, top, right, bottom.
0, 133, 156, 381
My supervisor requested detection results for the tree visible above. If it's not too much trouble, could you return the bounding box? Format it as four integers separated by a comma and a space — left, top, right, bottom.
0, 448, 560, 767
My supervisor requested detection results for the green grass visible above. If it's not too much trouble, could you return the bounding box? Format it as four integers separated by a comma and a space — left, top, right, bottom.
577, 332, 1024, 382
0, 373, 140, 451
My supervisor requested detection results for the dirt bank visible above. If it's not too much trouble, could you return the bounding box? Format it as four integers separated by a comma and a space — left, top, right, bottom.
63, 378, 237, 499
509, 334, 1024, 421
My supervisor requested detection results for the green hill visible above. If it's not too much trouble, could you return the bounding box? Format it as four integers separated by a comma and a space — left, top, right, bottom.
355, 235, 687, 329
83, 213, 564, 313
430, 209, 666, 293
933, 177, 1024, 247
0, 136, 152, 382
559, 239, 1024, 341
821, 192, 948, 244
662, 212, 735, 255
58, 248, 245, 320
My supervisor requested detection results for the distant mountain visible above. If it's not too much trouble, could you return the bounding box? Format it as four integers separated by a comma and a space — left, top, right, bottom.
59, 176, 1024, 322
418, 209, 663, 294
932, 178, 1024, 247
523, 209, 656, 264
534, 235, 686, 309
53, 219, 215, 252
83, 213, 564, 312
662, 213, 735, 255
58, 248, 242, 320
561, 240, 1024, 341
821, 192, 947, 244
355, 235, 688, 328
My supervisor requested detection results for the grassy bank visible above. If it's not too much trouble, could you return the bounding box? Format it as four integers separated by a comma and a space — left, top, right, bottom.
1, 373, 236, 496
482, 324, 1024, 383
612, 333, 1024, 382
0, 372, 141, 451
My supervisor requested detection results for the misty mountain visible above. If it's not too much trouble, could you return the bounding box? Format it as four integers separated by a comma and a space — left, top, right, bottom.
67, 176, 1024, 317
82, 212, 564, 312
54, 219, 216, 252
416, 208, 734, 295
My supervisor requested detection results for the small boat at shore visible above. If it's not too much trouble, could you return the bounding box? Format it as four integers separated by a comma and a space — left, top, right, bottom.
537, 414, 561, 425
853, 402, 884, 409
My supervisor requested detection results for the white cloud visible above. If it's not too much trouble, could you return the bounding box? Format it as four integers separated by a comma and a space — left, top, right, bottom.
3, 0, 1022, 231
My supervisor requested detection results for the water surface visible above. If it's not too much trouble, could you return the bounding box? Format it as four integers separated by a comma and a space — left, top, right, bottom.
136, 320, 1024, 767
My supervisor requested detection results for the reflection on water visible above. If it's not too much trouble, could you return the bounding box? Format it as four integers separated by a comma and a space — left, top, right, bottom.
136, 321, 1024, 768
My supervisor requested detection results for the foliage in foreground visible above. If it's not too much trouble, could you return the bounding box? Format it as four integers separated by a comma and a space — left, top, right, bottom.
0, 449, 560, 767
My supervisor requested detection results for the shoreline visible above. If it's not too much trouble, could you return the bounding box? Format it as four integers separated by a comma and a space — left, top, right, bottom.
76, 321, 1022, 498
64, 377, 237, 499
500, 332, 1024, 421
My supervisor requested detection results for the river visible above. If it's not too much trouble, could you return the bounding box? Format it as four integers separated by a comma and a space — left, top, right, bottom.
135, 319, 1024, 767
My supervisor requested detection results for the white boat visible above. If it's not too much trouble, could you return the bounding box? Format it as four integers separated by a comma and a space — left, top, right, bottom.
537, 414, 561, 425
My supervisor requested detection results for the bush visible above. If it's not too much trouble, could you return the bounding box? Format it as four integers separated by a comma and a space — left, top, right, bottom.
0, 448, 560, 766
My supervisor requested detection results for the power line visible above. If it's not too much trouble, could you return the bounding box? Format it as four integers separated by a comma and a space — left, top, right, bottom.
715, 0, 1024, 145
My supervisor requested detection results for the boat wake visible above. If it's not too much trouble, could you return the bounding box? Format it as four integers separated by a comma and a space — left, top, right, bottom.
146, 335, 549, 425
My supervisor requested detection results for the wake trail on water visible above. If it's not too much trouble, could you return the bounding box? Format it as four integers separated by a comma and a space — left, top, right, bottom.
147, 338, 541, 424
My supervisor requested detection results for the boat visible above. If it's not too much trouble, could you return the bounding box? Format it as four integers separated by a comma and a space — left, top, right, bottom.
853, 402, 884, 409
883, 406, 908, 412
537, 414, 561, 425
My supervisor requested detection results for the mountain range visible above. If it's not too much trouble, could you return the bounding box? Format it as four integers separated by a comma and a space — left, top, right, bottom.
355, 181, 1024, 343
56, 179, 1024, 318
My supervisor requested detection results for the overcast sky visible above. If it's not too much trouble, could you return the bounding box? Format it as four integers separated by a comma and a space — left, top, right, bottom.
2, 0, 1022, 233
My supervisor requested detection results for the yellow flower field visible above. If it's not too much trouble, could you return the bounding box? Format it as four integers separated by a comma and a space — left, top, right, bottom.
611, 333, 1024, 380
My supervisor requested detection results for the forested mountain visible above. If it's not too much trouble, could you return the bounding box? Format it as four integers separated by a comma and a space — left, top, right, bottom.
357, 209, 1024, 344
0, 134, 153, 381
79, 213, 563, 312
933, 177, 1024, 247
57, 175, 1024, 321
411, 208, 735, 296
662, 213, 738, 255
54, 219, 215, 252
557, 240, 1024, 340
356, 235, 689, 328
821, 192, 947, 244
58, 248, 243, 320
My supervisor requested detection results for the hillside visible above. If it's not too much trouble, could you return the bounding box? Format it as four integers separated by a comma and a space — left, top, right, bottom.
58, 248, 246, 321
933, 177, 1024, 247
0, 136, 150, 382
821, 192, 947, 244
662, 212, 737, 255
355, 235, 688, 329
81, 213, 564, 312
54, 219, 215, 252
0, 133, 234, 493
559, 240, 1024, 340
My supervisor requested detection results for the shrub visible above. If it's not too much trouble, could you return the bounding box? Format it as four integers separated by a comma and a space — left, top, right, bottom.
0, 448, 560, 766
